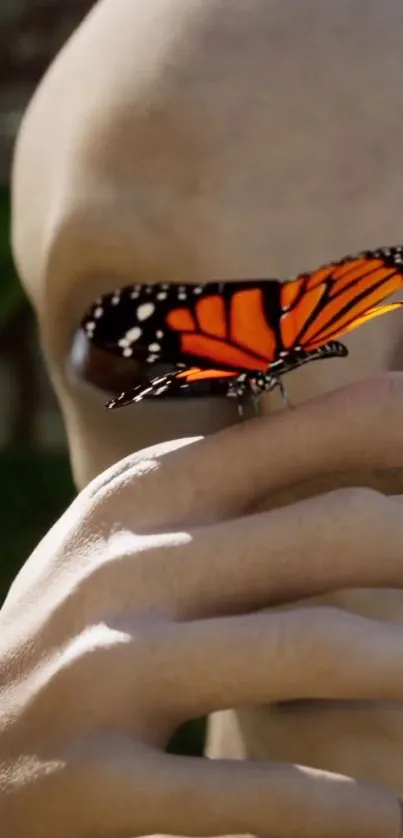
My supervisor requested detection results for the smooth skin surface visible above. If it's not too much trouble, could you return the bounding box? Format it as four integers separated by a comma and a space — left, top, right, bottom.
3, 0, 403, 835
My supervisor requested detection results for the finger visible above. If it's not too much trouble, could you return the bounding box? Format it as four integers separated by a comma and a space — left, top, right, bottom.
102, 372, 403, 527
77, 488, 402, 622
46, 603, 403, 737
162, 488, 403, 619
157, 608, 403, 718
74, 739, 402, 838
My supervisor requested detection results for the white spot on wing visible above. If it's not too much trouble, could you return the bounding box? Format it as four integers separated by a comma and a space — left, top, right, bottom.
126, 326, 142, 343
137, 303, 155, 321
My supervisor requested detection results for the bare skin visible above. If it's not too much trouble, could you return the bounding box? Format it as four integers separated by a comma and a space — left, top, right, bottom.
3, 0, 403, 835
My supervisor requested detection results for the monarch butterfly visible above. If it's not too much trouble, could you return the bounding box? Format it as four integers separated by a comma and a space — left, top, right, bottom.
81, 246, 403, 413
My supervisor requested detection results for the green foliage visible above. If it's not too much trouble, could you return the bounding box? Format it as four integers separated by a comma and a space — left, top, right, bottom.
168, 717, 207, 756
0, 447, 76, 601
0, 186, 25, 331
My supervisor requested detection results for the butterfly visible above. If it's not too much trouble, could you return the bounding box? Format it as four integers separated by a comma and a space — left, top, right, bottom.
81, 246, 403, 414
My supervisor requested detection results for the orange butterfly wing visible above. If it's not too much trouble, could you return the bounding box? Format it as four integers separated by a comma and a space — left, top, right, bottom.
175, 367, 237, 381
81, 247, 403, 379
280, 255, 403, 351
165, 252, 403, 366
166, 289, 275, 371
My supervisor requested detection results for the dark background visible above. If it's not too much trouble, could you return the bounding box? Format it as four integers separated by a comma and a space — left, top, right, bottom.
0, 0, 205, 755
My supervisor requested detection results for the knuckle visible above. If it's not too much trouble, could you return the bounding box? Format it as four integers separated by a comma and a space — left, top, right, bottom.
317, 487, 389, 548
89, 532, 187, 595
267, 606, 343, 669
284, 605, 346, 653
34, 533, 186, 643
327, 485, 386, 514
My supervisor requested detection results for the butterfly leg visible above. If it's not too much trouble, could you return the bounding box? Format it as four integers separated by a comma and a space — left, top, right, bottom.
251, 392, 262, 416
226, 376, 249, 418
245, 377, 263, 417
277, 377, 294, 410
236, 394, 261, 419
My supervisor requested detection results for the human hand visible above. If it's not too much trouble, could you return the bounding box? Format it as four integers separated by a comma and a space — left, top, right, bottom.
2, 374, 403, 838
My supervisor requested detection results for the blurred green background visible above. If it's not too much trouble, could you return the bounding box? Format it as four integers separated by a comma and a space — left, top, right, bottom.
0, 0, 205, 756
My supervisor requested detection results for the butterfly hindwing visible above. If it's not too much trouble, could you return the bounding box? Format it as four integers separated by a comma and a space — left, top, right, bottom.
106, 342, 349, 410
106, 367, 240, 409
